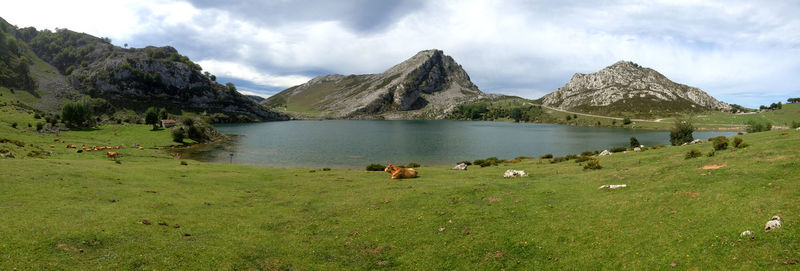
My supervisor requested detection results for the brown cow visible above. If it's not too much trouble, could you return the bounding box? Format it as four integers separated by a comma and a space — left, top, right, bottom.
66, 144, 76, 149
384, 164, 418, 179
106, 151, 119, 159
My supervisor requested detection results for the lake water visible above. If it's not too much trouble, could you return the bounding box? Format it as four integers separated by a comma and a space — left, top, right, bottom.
178, 120, 735, 168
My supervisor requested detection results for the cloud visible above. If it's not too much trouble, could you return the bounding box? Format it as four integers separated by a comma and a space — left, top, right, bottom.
2, 0, 799, 107
196, 59, 311, 88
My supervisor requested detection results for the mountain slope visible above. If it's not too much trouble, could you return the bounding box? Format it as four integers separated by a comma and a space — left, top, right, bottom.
541, 61, 731, 118
264, 49, 493, 119
0, 16, 287, 122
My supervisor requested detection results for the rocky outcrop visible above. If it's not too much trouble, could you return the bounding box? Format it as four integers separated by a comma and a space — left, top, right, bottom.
264, 49, 488, 119
541, 61, 731, 117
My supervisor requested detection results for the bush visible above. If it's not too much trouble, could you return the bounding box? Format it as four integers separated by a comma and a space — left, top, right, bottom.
564, 154, 579, 160
457, 160, 472, 166
650, 145, 666, 149
685, 149, 702, 159
580, 151, 594, 156
574, 156, 591, 163
35, 122, 43, 131
11, 122, 17, 128
550, 157, 566, 164
629, 136, 640, 148
171, 128, 185, 143
473, 159, 485, 166
791, 121, 800, 129
670, 119, 694, 146
746, 120, 772, 133
476, 157, 502, 167
61, 100, 92, 127
710, 136, 729, 150
540, 153, 553, 159
623, 118, 632, 125
145, 107, 159, 129
733, 137, 745, 148
707, 149, 715, 157
322, 168, 331, 171
584, 159, 602, 170
366, 164, 384, 171
610, 147, 627, 153
406, 162, 421, 168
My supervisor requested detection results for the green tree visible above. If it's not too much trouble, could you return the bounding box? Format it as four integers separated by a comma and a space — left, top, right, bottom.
629, 136, 640, 148
669, 119, 694, 146
226, 82, 236, 94
144, 107, 159, 130
61, 100, 91, 128
510, 108, 522, 122
158, 108, 168, 120
623, 118, 632, 125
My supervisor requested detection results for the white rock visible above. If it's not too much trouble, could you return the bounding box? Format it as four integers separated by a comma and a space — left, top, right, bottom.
452, 163, 467, 170
598, 184, 627, 189
633, 147, 642, 152
599, 150, 612, 156
740, 230, 754, 239
503, 169, 528, 178
765, 216, 782, 232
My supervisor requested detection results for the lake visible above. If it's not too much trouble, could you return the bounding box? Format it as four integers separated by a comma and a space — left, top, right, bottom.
177, 120, 736, 168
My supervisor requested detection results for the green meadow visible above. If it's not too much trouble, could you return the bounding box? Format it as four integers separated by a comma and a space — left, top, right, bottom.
2, 101, 800, 269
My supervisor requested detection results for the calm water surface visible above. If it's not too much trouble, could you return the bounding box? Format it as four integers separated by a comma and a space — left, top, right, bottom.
178, 120, 735, 168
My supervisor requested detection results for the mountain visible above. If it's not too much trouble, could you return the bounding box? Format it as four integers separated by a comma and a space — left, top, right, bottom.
0, 17, 287, 122
264, 49, 493, 119
540, 61, 731, 118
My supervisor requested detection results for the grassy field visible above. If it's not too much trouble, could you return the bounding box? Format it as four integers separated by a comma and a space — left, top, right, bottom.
2, 105, 800, 269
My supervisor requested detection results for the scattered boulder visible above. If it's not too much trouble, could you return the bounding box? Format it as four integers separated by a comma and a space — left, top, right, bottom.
740, 230, 754, 239
599, 150, 612, 156
598, 184, 627, 189
503, 169, 528, 178
452, 163, 468, 170
633, 147, 642, 152
682, 139, 704, 146
765, 216, 782, 232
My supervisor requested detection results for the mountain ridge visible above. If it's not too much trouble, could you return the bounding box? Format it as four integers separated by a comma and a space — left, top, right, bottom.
540, 60, 731, 118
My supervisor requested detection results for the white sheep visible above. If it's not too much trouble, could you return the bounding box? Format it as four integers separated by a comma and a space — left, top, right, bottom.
740, 230, 754, 239
764, 216, 782, 232
503, 169, 528, 178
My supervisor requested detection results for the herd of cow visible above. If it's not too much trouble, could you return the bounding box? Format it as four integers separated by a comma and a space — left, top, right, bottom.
54, 137, 145, 159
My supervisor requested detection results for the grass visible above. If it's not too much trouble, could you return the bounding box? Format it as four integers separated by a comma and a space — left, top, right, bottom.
1, 105, 799, 269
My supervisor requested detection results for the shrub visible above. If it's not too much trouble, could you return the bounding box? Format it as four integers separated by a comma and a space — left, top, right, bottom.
650, 145, 666, 149
406, 162, 421, 168
746, 120, 771, 133
144, 107, 159, 129
623, 118, 632, 125
11, 122, 17, 128
457, 160, 472, 166
685, 149, 702, 159
629, 136, 640, 148
733, 137, 745, 148
477, 157, 502, 167
565, 154, 579, 160
707, 149, 715, 157
584, 159, 602, 170
711, 136, 729, 150
322, 168, 331, 171
35, 122, 43, 131
550, 157, 566, 164
574, 156, 591, 163
610, 147, 627, 153
670, 119, 694, 146
181, 118, 195, 126
366, 164, 384, 171
473, 159, 485, 166
580, 151, 594, 156
61, 100, 92, 127
180, 161, 188, 166
540, 153, 553, 159
790, 121, 800, 129
171, 128, 185, 143
737, 132, 744, 135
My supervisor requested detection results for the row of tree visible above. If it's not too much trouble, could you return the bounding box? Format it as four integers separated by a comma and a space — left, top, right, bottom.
787, 98, 800, 104
759, 102, 783, 110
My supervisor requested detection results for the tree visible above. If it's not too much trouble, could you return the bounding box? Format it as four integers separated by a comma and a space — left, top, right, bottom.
144, 107, 159, 130
226, 82, 236, 94
629, 136, 640, 148
158, 108, 168, 120
510, 108, 522, 122
669, 119, 694, 146
61, 100, 91, 128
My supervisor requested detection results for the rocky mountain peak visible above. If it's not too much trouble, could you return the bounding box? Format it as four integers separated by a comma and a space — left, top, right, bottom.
541, 60, 731, 117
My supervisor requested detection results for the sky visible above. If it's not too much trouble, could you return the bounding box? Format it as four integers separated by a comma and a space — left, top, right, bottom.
2, 0, 798, 107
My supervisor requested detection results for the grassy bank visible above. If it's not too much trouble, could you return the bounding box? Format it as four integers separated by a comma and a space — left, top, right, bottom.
1, 107, 799, 269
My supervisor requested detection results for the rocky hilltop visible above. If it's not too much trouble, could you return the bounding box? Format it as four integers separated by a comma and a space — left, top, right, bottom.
541, 61, 731, 117
0, 16, 287, 122
265, 49, 492, 119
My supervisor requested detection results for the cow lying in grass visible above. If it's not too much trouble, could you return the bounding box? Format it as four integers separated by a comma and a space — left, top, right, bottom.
384, 164, 418, 179
106, 151, 119, 159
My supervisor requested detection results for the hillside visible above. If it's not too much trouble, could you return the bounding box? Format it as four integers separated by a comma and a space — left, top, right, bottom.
1, 103, 799, 269
264, 49, 495, 119
0, 16, 287, 122
541, 61, 731, 118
